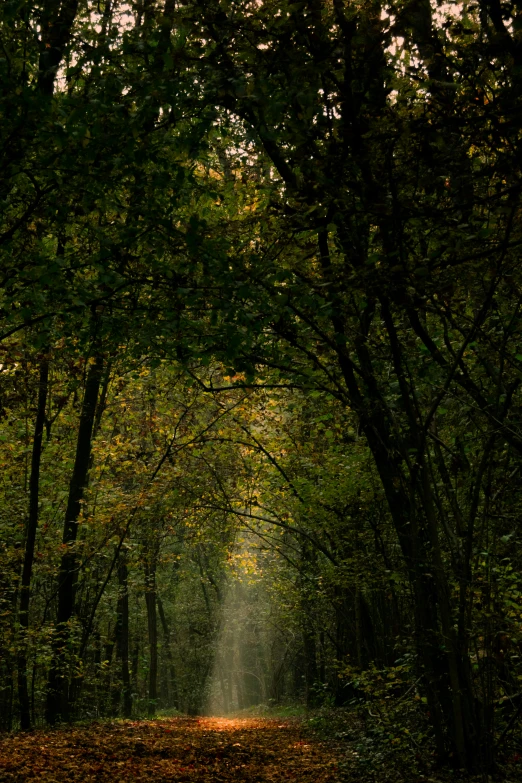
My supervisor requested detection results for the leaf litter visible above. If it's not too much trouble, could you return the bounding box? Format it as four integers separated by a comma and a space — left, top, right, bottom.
0, 717, 340, 783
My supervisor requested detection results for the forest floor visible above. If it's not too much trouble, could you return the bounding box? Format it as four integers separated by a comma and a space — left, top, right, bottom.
0, 716, 340, 783
1, 713, 522, 782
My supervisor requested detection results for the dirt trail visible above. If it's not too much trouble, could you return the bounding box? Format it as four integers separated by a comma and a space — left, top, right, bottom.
0, 717, 340, 783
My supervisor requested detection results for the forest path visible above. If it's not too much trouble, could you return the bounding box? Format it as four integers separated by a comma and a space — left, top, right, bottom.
0, 716, 341, 783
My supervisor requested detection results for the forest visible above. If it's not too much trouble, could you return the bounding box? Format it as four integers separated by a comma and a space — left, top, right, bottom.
0, 0, 522, 778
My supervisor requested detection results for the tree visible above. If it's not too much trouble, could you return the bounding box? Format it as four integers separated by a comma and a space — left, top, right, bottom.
2, 0, 522, 772
17, 354, 49, 729
167, 0, 522, 768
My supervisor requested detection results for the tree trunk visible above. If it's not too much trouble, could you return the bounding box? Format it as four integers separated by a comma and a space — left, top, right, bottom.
18, 357, 48, 730
131, 642, 140, 698
145, 565, 158, 717
356, 372, 480, 766
0, 656, 14, 731
302, 613, 318, 708
116, 555, 132, 718
46, 355, 103, 724
157, 595, 178, 709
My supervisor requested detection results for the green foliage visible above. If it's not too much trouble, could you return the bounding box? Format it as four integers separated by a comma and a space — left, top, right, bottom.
2, 0, 522, 774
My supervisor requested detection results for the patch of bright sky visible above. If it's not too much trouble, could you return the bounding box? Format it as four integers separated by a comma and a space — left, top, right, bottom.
54, 0, 135, 92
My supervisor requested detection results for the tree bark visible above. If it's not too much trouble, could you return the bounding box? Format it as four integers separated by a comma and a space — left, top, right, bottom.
116, 555, 132, 718
46, 355, 103, 724
157, 595, 178, 709
17, 357, 49, 730
38, 0, 81, 96
145, 565, 158, 717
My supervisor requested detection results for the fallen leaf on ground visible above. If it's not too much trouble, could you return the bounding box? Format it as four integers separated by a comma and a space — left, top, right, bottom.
0, 717, 340, 783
